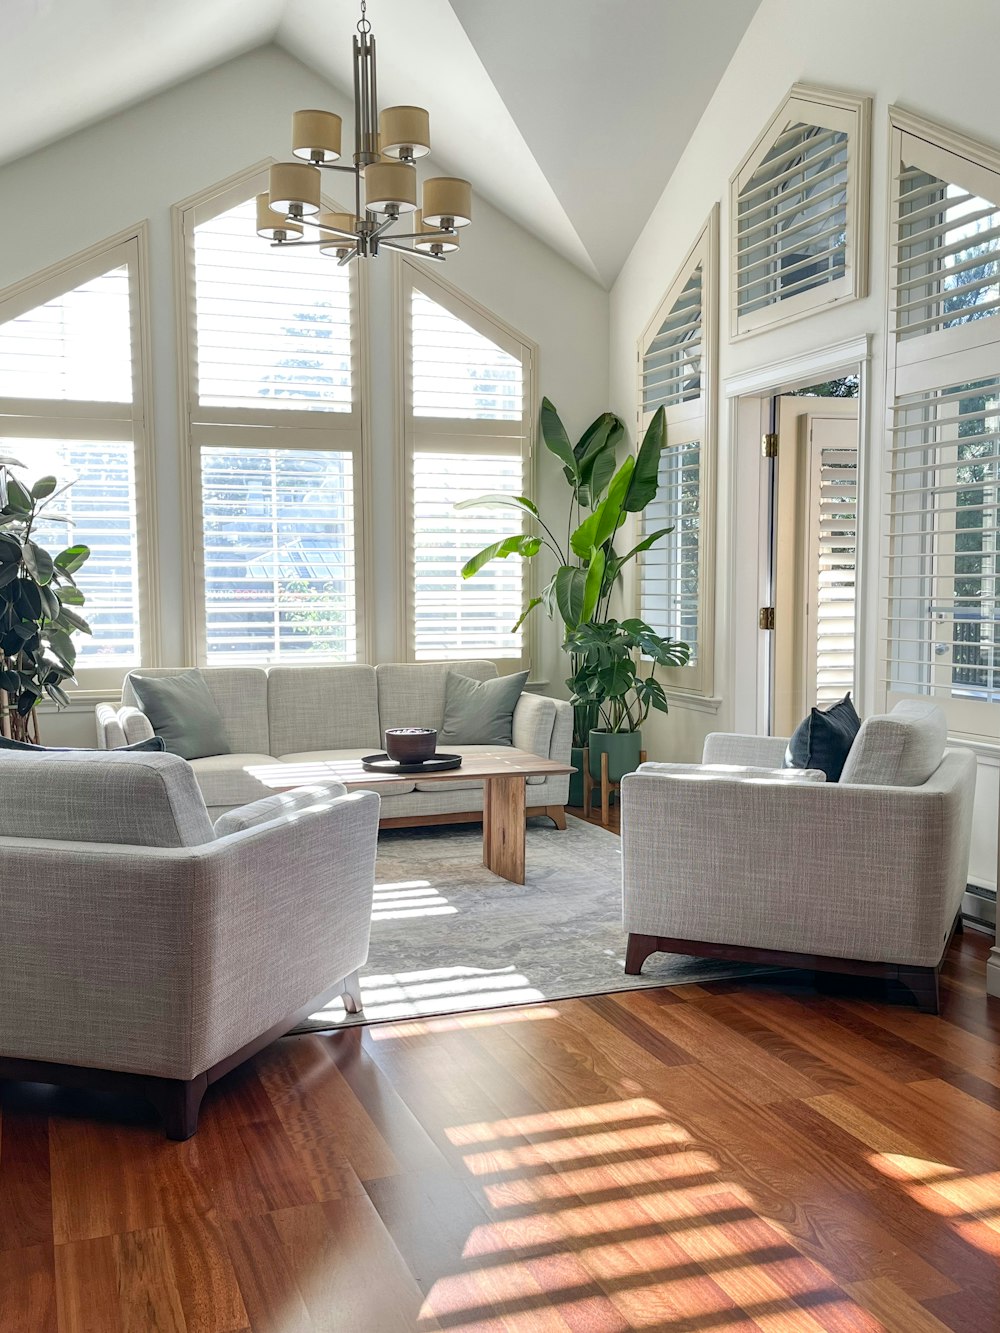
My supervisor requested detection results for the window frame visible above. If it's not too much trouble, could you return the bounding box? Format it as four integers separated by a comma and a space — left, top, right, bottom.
173, 164, 371, 668
729, 83, 871, 341
0, 224, 159, 697
635, 207, 718, 700
396, 255, 537, 674
882, 107, 1000, 744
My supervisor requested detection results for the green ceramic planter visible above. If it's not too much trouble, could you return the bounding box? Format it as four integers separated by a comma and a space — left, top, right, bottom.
588, 729, 644, 785
568, 745, 586, 807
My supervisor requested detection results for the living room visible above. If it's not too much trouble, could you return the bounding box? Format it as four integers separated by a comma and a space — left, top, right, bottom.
2, 1, 999, 1329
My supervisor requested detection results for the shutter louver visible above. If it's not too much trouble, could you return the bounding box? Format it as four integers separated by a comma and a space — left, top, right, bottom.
814, 445, 857, 703
640, 440, 701, 661
730, 87, 869, 337
200, 446, 357, 663
406, 277, 530, 665
193, 198, 353, 412
642, 267, 703, 412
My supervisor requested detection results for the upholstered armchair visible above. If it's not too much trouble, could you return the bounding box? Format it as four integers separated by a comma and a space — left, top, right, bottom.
620, 702, 976, 1013
0, 751, 379, 1137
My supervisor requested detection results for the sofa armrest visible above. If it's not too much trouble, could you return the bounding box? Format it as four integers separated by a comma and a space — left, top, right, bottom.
512, 691, 557, 758
95, 703, 154, 749
620, 750, 975, 968
702, 732, 791, 767
213, 783, 349, 837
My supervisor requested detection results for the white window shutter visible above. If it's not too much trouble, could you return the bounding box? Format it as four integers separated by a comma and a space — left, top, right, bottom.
730, 85, 870, 339
402, 262, 532, 667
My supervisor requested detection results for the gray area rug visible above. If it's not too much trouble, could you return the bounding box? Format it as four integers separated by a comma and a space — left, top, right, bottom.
299, 815, 768, 1030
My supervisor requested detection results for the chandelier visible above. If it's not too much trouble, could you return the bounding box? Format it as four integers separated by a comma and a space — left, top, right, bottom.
255, 0, 471, 265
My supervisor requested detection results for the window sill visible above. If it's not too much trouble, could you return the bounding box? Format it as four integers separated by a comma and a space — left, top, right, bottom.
664, 692, 723, 715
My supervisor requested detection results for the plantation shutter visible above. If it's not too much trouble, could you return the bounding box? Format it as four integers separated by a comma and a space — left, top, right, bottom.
730, 86, 870, 338
810, 429, 857, 704
0, 244, 148, 678
884, 111, 1000, 740
182, 176, 365, 664
403, 265, 532, 666
636, 211, 717, 698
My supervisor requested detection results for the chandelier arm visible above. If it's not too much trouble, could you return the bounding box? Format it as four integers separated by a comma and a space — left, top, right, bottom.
380, 239, 446, 261
384, 228, 456, 242
337, 247, 360, 267
316, 162, 361, 175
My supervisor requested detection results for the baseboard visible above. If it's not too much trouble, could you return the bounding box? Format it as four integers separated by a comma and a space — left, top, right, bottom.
963, 883, 997, 934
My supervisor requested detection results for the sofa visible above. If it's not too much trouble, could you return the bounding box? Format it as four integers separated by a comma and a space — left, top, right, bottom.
620, 701, 976, 1013
96, 660, 573, 825
0, 750, 379, 1137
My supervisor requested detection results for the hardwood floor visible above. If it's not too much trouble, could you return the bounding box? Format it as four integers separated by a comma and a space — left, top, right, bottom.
1, 933, 998, 1329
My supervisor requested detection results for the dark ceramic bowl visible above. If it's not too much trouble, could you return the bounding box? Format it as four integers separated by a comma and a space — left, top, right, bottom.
384, 727, 437, 764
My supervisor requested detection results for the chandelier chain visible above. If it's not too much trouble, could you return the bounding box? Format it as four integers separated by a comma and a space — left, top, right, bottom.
357, 0, 371, 36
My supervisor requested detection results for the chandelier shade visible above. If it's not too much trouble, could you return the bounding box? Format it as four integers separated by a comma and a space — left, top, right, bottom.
421, 177, 473, 227
292, 109, 343, 163
255, 194, 304, 240
255, 0, 470, 264
268, 161, 322, 215
379, 106, 431, 159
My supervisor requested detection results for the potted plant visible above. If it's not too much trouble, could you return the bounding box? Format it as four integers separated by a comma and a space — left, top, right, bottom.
458, 398, 689, 803
564, 617, 690, 786
1, 456, 91, 743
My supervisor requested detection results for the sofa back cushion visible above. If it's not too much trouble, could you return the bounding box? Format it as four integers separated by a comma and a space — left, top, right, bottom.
376, 660, 497, 736
123, 667, 270, 754
839, 700, 947, 787
0, 751, 215, 847
267, 665, 380, 755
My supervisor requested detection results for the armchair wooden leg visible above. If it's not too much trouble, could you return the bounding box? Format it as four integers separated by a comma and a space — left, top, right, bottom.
625, 933, 659, 976
157, 1073, 208, 1141
545, 805, 567, 830
601, 750, 611, 826
342, 969, 363, 1015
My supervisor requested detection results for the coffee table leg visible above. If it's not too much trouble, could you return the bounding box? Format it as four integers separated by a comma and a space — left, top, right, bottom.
482, 775, 526, 883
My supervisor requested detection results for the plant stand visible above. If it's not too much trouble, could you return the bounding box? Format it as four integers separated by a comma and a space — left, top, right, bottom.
582, 744, 646, 827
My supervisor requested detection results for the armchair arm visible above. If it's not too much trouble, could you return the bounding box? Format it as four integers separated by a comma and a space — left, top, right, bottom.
620, 750, 975, 968
638, 761, 824, 782
213, 782, 349, 836
702, 732, 790, 767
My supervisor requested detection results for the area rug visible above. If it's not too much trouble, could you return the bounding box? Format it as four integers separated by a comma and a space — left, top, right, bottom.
298, 815, 770, 1030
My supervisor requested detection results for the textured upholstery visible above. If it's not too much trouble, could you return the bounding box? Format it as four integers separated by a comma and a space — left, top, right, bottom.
0, 757, 379, 1081
702, 733, 791, 766
0, 751, 215, 848
188, 753, 280, 807
376, 660, 497, 734
840, 701, 948, 787
123, 666, 270, 754
267, 665, 380, 755
637, 761, 826, 783
213, 782, 348, 835
621, 747, 976, 969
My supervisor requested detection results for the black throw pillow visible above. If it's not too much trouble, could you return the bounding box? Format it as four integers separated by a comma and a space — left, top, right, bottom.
0, 735, 166, 754
784, 693, 861, 782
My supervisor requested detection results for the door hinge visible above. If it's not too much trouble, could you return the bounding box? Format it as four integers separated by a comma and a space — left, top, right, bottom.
758, 606, 775, 631
761, 432, 778, 459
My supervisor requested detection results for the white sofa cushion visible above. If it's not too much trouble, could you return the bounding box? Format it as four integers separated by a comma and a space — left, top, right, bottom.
267, 665, 380, 756
188, 753, 279, 807
376, 660, 497, 735
840, 701, 947, 787
0, 751, 215, 847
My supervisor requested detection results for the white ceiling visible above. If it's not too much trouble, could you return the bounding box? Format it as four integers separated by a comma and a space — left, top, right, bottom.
0, 0, 761, 285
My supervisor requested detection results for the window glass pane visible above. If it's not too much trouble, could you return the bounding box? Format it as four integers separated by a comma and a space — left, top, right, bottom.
0, 266, 131, 402
201, 446, 356, 662
640, 440, 700, 663
411, 290, 522, 420
642, 267, 703, 412
412, 450, 523, 660
193, 198, 352, 412
3, 437, 141, 664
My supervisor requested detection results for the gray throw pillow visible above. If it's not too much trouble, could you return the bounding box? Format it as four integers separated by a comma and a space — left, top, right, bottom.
0, 734, 165, 754
439, 670, 529, 747
127, 669, 231, 760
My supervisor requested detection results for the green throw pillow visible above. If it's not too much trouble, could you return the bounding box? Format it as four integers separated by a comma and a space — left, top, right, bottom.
127, 669, 231, 760
439, 671, 529, 747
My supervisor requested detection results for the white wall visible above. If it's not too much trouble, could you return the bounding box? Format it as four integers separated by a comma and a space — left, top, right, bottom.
0, 45, 609, 745
609, 0, 1000, 886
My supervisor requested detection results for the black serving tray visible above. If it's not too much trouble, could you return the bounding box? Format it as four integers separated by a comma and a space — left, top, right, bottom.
361, 752, 463, 775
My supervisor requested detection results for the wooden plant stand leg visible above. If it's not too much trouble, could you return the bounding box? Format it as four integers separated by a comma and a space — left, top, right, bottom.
601, 750, 611, 826
582, 746, 593, 817
482, 775, 526, 883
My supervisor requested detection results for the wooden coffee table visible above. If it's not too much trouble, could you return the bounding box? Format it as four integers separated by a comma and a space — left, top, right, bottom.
248, 748, 574, 884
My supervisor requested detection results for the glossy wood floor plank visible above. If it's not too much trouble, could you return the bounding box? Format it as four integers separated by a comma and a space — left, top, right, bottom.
0, 929, 997, 1332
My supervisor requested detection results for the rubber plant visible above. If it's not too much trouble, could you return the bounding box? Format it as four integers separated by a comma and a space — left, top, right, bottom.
0, 457, 91, 742
458, 397, 690, 745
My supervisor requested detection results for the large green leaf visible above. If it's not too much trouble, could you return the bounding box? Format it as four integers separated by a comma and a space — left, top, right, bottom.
4, 477, 32, 513
57, 585, 86, 606
539, 398, 578, 482
597, 659, 635, 698
56, 605, 92, 636
22, 541, 54, 586
554, 565, 588, 628
53, 544, 91, 575
0, 562, 19, 590
576, 413, 626, 509
582, 547, 606, 624
461, 534, 541, 578
46, 628, 77, 670
30, 475, 58, 500
0, 455, 26, 468
623, 406, 667, 513
569, 456, 635, 558
511, 597, 542, 633
454, 493, 539, 517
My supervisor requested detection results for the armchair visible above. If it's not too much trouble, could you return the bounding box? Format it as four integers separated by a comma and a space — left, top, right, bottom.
0, 750, 379, 1137
620, 702, 976, 1013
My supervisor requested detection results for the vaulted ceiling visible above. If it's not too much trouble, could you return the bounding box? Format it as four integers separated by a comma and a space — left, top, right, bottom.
0, 0, 761, 285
